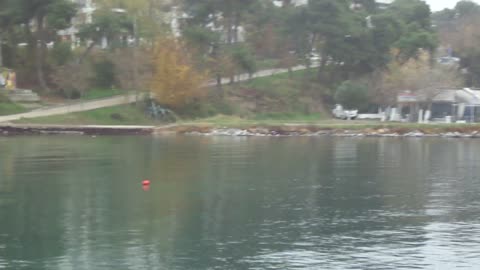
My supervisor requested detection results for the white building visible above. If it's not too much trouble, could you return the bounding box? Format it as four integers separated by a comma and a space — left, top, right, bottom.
58, 0, 96, 47
272, 0, 307, 7
273, 0, 393, 9
376, 0, 394, 9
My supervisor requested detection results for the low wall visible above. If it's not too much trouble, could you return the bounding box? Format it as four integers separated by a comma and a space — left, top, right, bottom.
0, 124, 155, 136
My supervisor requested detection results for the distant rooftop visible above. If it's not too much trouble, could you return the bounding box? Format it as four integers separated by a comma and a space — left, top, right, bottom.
376, 0, 394, 4
272, 0, 307, 7
273, 0, 393, 8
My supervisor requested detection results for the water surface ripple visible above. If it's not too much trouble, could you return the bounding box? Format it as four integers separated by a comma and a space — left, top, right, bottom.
0, 136, 479, 269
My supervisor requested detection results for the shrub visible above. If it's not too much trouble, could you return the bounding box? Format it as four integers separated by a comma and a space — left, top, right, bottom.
51, 42, 73, 66
93, 59, 116, 88
334, 81, 370, 111
110, 113, 125, 121
51, 62, 92, 99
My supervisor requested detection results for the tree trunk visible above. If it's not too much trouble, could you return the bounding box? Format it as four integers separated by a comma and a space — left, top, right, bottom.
0, 32, 3, 68
318, 54, 327, 81
226, 2, 234, 85
25, 23, 35, 65
36, 15, 50, 92
212, 43, 222, 89
79, 40, 97, 64
216, 74, 223, 98
132, 15, 140, 104
7, 27, 17, 69
226, 2, 233, 45
233, 11, 240, 43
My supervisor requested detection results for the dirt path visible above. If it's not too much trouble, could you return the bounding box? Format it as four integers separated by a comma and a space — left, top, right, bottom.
0, 94, 138, 122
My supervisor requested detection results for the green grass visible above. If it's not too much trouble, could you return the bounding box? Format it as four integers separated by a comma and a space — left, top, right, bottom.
253, 112, 325, 121
15, 105, 160, 125
0, 102, 28, 116
255, 59, 280, 70
245, 69, 311, 89
216, 68, 324, 120
180, 115, 480, 132
82, 88, 127, 100
180, 114, 332, 127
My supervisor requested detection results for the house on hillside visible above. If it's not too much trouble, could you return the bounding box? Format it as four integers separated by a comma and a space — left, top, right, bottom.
376, 0, 394, 9
272, 0, 307, 7
58, 0, 96, 47
59, 0, 177, 47
396, 88, 480, 123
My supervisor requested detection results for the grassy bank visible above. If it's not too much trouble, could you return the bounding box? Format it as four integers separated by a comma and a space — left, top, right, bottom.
14, 105, 160, 126
0, 102, 28, 116
0, 94, 29, 115
168, 115, 480, 136
178, 115, 480, 130
180, 114, 329, 126
201, 68, 327, 119
13, 108, 480, 136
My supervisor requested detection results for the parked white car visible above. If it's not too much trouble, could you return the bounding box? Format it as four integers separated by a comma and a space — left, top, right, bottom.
333, 104, 358, 120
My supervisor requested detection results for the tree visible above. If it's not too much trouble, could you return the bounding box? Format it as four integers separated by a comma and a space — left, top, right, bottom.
460, 48, 480, 87
96, 0, 171, 41
335, 80, 369, 110
307, 0, 352, 70
111, 47, 154, 91
376, 50, 462, 107
433, 1, 480, 86
182, 0, 259, 85
229, 44, 257, 79
0, 0, 13, 68
150, 38, 207, 110
389, 0, 437, 59
8, 0, 76, 91
77, 8, 133, 63
51, 62, 92, 98
455, 0, 480, 17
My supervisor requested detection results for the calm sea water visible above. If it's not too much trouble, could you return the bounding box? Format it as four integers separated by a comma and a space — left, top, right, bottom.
1, 136, 480, 270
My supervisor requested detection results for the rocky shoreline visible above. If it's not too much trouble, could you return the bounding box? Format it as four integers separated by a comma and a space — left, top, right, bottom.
167, 125, 480, 139
3, 123, 480, 138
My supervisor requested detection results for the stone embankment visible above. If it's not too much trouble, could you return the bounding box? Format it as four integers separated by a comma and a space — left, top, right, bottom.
3, 123, 480, 138
0, 124, 155, 136
162, 125, 480, 138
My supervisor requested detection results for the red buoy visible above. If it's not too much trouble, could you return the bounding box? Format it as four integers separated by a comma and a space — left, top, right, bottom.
142, 180, 151, 191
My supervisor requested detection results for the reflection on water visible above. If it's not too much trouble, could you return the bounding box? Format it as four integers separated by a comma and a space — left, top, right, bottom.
1, 136, 480, 269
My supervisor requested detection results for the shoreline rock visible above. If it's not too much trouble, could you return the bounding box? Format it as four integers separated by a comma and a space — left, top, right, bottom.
177, 127, 480, 139
3, 123, 480, 138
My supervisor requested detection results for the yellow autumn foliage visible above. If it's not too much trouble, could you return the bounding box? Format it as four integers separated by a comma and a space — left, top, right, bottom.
150, 38, 207, 109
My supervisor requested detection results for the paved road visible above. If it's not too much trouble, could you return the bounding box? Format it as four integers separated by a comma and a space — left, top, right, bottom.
0, 65, 316, 123
0, 94, 139, 122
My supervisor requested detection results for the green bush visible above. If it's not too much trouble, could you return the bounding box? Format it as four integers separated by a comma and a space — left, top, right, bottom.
230, 44, 257, 75
93, 60, 116, 88
51, 42, 73, 65
334, 81, 370, 111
